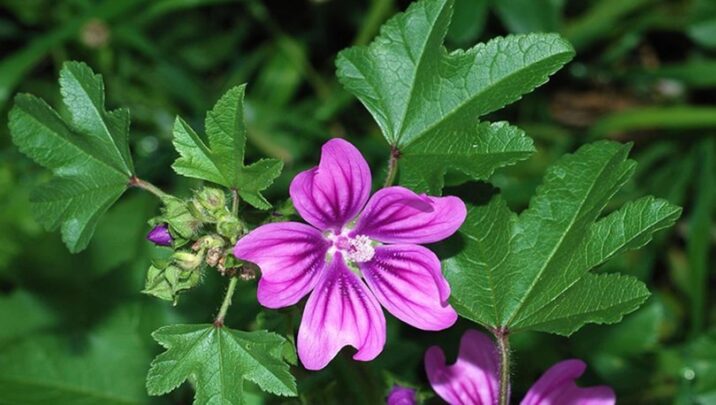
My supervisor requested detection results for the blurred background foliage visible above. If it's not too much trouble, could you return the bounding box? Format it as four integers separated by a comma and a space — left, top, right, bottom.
0, 0, 714, 403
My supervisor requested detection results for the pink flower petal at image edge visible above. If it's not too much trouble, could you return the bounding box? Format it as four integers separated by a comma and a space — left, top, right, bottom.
424, 329, 616, 405
234, 138, 466, 370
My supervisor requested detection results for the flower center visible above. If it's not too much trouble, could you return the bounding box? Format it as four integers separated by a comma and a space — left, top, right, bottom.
345, 234, 375, 263
326, 232, 376, 263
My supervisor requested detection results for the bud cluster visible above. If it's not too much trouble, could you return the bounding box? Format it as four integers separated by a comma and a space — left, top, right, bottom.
143, 187, 250, 303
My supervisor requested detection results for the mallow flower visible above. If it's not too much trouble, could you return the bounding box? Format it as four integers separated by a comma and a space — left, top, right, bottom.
147, 224, 173, 246
424, 330, 616, 405
234, 139, 466, 370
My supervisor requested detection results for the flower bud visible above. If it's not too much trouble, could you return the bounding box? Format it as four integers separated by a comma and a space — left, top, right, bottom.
162, 196, 202, 239
173, 251, 203, 270
188, 199, 213, 222
196, 187, 226, 212
193, 234, 226, 251
147, 224, 172, 246
217, 215, 242, 240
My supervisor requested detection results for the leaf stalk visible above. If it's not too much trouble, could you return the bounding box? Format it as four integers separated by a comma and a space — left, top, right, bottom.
231, 188, 239, 216
383, 146, 400, 188
129, 176, 169, 199
495, 328, 510, 405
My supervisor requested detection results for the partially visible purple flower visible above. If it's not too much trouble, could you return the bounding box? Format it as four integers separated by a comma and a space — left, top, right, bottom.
147, 224, 173, 246
387, 385, 417, 405
234, 138, 466, 370
425, 330, 615, 405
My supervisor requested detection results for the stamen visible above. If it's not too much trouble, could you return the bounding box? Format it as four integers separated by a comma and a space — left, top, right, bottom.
346, 234, 375, 263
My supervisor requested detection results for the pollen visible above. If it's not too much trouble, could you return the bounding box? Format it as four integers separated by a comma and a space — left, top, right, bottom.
346, 234, 375, 263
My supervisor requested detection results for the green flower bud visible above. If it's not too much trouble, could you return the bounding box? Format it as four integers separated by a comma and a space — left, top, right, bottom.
160, 196, 202, 239
193, 234, 226, 250
142, 264, 174, 302
196, 187, 226, 212
173, 251, 203, 270
188, 198, 213, 222
217, 215, 242, 240
142, 263, 202, 304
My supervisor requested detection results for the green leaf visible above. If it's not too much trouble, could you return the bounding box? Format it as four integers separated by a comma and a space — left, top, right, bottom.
399, 122, 534, 193
8, 61, 134, 253
336, 0, 573, 192
172, 85, 283, 209
146, 324, 297, 404
444, 141, 682, 335
0, 307, 153, 404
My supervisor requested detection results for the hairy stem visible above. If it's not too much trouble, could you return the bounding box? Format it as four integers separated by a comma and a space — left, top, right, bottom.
214, 276, 238, 327
383, 146, 400, 188
129, 176, 169, 199
496, 328, 511, 405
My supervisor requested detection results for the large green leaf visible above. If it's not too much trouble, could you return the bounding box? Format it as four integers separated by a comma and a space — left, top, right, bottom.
444, 141, 681, 335
172, 85, 283, 209
9, 61, 134, 253
336, 0, 574, 192
146, 324, 297, 404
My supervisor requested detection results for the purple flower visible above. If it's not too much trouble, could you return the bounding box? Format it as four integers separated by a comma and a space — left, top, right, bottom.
387, 385, 417, 405
425, 330, 616, 405
234, 138, 465, 370
147, 224, 172, 246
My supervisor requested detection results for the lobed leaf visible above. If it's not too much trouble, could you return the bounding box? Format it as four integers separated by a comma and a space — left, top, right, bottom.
444, 141, 682, 335
336, 0, 574, 192
8, 62, 134, 253
146, 324, 297, 404
172, 85, 283, 209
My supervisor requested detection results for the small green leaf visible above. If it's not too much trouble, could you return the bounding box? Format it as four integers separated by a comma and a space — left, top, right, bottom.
336, 0, 574, 192
444, 141, 682, 335
172, 85, 283, 209
147, 324, 297, 404
9, 61, 134, 253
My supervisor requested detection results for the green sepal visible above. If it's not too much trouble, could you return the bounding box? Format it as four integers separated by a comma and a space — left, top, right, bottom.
143, 262, 202, 304
157, 196, 203, 242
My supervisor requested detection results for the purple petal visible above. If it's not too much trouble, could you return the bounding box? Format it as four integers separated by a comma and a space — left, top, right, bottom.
290, 138, 371, 231
360, 244, 456, 330
425, 330, 500, 405
387, 385, 417, 405
352, 186, 466, 244
521, 359, 615, 405
147, 224, 172, 246
297, 253, 386, 370
233, 222, 329, 308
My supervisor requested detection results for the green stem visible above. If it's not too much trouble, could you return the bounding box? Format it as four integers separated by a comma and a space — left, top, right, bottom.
231, 188, 239, 216
129, 176, 169, 199
383, 147, 400, 188
496, 329, 511, 405
214, 277, 238, 327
